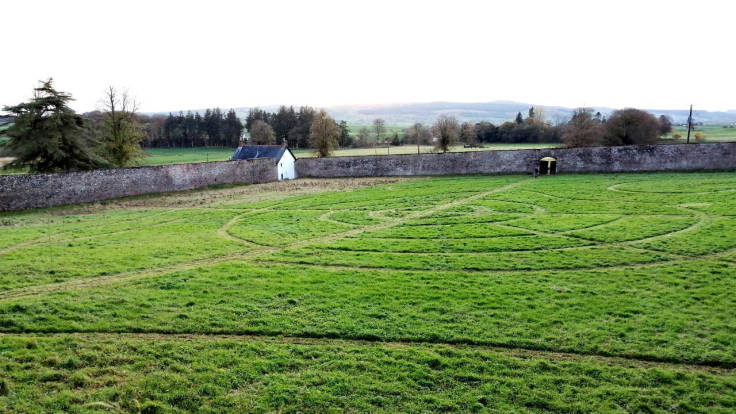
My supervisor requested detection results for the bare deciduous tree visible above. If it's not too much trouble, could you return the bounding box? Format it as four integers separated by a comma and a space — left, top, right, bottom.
100, 86, 143, 167
372, 118, 386, 151
406, 122, 431, 153
356, 127, 371, 147
432, 115, 459, 153
249, 120, 276, 144
563, 108, 602, 147
460, 122, 477, 146
309, 109, 339, 157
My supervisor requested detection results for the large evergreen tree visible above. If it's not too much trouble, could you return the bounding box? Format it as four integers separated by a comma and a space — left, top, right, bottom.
155, 108, 241, 148
337, 120, 352, 147
271, 106, 298, 145
3, 79, 108, 172
223, 109, 243, 146
245, 107, 269, 132
206, 108, 224, 146
288, 106, 316, 148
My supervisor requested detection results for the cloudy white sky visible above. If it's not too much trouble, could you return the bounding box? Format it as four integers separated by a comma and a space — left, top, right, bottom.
2, 0, 734, 113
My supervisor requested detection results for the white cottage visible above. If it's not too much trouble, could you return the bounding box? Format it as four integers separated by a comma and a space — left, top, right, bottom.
231, 144, 297, 180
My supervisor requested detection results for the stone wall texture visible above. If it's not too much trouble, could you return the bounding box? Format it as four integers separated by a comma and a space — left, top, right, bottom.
3, 143, 734, 211
0, 158, 276, 211
296, 143, 736, 178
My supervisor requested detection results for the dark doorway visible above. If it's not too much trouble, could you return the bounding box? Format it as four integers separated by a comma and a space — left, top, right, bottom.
539, 157, 557, 175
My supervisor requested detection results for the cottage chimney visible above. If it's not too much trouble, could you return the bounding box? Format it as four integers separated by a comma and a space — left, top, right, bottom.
282, 138, 288, 148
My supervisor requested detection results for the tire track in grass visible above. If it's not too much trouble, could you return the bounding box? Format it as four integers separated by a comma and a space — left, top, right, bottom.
2, 331, 734, 372
4, 177, 735, 371
2, 218, 185, 254
607, 182, 736, 195
625, 205, 713, 250
0, 210, 173, 256
556, 216, 626, 235
252, 256, 677, 274
215, 209, 273, 248
316, 210, 358, 227
0, 252, 265, 301
0, 178, 532, 301
495, 220, 694, 261
705, 246, 736, 264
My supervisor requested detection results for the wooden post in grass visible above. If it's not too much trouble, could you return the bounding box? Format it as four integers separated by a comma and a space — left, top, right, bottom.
686, 104, 693, 144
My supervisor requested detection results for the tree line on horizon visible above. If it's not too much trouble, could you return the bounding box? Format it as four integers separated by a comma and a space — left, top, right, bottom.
244, 106, 351, 149
363, 107, 673, 152
563, 108, 673, 147
0, 80, 679, 173
138, 109, 243, 148
132, 105, 675, 151
135, 105, 352, 150
243, 106, 674, 152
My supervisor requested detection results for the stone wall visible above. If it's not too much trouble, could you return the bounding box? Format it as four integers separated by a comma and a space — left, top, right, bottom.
0, 158, 276, 211
3, 143, 733, 211
296, 143, 736, 178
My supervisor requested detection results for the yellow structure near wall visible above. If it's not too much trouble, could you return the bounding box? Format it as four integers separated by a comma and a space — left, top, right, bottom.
539, 156, 557, 175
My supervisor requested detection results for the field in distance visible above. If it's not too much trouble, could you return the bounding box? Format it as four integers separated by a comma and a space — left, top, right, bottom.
667, 124, 736, 142
139, 124, 736, 166
5, 125, 736, 170
141, 143, 561, 166
1, 172, 735, 412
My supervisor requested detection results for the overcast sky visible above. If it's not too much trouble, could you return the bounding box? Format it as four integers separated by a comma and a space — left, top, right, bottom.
2, 0, 734, 113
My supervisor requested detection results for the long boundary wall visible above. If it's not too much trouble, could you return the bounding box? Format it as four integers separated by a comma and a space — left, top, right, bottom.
0, 158, 276, 211
2, 143, 734, 211
296, 142, 736, 178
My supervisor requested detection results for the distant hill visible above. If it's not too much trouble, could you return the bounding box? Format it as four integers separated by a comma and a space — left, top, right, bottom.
325, 102, 573, 125
146, 101, 736, 126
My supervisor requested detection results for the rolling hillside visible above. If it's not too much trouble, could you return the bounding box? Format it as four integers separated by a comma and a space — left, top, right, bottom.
147, 101, 736, 126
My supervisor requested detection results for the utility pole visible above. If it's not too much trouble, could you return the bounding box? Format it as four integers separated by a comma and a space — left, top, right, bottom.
686, 104, 693, 144
416, 124, 420, 155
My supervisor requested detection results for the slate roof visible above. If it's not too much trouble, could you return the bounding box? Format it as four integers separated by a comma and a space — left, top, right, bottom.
231, 145, 295, 164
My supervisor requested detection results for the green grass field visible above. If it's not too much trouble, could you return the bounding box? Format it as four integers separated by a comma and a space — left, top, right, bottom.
140, 124, 736, 165
293, 142, 560, 158
1, 172, 735, 411
346, 123, 407, 138
140, 143, 561, 166
139, 147, 236, 166
667, 125, 736, 142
